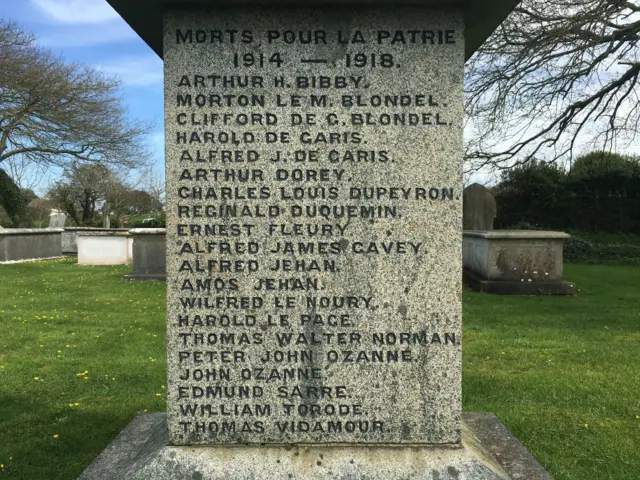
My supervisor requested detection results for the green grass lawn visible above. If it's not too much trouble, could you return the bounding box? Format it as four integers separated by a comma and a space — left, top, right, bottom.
0, 260, 638, 479
0, 258, 166, 479
463, 263, 640, 479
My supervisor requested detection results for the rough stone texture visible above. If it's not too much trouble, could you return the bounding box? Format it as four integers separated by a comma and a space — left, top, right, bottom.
463, 184, 496, 231
62, 228, 131, 255
123, 228, 167, 281
462, 230, 575, 295
165, 7, 463, 445
78, 412, 552, 480
77, 232, 132, 265
0, 228, 63, 262
49, 212, 67, 228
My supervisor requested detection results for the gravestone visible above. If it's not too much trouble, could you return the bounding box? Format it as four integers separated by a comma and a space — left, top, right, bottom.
48, 211, 67, 228
81, 1, 551, 479
463, 183, 496, 231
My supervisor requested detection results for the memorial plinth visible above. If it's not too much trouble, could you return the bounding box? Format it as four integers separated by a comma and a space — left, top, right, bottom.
80, 1, 552, 478
77, 231, 132, 266
62, 227, 130, 256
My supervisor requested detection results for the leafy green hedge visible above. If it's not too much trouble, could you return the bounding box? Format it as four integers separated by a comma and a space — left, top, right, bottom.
564, 234, 640, 264
494, 152, 640, 234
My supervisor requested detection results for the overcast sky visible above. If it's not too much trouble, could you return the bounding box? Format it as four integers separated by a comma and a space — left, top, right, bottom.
0, 0, 164, 191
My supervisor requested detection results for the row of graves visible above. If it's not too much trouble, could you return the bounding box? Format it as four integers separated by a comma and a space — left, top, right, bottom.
0, 221, 166, 280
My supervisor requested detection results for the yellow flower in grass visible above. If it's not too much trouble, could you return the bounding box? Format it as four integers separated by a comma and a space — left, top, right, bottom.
53, 434, 59, 439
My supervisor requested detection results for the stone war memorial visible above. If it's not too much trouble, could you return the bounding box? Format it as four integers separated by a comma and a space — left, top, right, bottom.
80, 1, 550, 478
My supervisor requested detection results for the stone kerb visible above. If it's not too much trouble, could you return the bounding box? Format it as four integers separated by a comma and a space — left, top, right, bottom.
122, 228, 167, 281
463, 230, 575, 294
0, 228, 64, 262
77, 231, 132, 266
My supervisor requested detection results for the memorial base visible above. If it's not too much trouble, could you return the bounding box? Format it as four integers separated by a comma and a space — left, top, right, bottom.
464, 269, 576, 295
78, 413, 550, 480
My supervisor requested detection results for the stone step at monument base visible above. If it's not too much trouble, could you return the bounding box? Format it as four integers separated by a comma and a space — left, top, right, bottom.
464, 269, 576, 295
78, 413, 550, 480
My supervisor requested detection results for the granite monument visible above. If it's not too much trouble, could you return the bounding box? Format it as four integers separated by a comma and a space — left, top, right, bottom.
165, 7, 464, 446
80, 1, 551, 479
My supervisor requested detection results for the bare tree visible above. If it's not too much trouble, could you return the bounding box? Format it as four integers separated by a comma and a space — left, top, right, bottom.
3, 155, 49, 190
48, 163, 162, 226
0, 21, 151, 170
142, 167, 166, 210
120, 190, 163, 215
103, 165, 154, 220
465, 0, 640, 173
28, 198, 53, 227
48, 164, 115, 226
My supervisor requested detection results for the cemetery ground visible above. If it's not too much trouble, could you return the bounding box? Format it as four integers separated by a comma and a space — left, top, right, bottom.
0, 260, 638, 479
